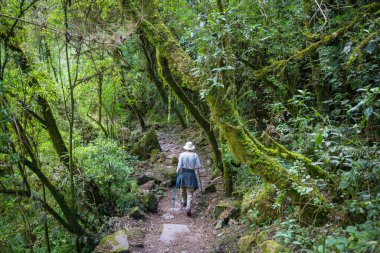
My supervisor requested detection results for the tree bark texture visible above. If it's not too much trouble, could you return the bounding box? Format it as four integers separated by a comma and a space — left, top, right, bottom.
156, 54, 224, 174
140, 34, 188, 129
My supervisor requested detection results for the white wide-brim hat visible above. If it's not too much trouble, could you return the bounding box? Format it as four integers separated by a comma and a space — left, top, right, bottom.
183, 141, 195, 150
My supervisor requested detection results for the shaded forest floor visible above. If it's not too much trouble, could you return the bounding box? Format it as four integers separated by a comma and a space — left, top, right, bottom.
107, 126, 223, 252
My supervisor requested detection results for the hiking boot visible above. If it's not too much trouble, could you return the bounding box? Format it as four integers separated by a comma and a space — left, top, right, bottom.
186, 209, 191, 217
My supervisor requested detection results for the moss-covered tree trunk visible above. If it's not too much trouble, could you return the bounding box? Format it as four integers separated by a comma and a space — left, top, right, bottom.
140, 34, 188, 129
9, 44, 70, 169
156, 54, 223, 173
120, 0, 330, 223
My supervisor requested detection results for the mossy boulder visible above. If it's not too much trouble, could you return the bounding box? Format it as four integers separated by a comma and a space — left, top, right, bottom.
213, 204, 228, 219
205, 183, 217, 194
238, 230, 267, 253
219, 206, 240, 222
136, 174, 154, 185
261, 240, 285, 253
238, 234, 256, 253
140, 192, 158, 213
162, 167, 177, 185
125, 227, 144, 248
95, 229, 129, 253
130, 129, 161, 159
215, 219, 226, 230
241, 184, 278, 225
139, 180, 155, 191
128, 206, 145, 220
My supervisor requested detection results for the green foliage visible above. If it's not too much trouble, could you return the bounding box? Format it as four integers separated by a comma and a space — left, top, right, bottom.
267, 218, 380, 253
75, 137, 138, 212
1, 0, 380, 251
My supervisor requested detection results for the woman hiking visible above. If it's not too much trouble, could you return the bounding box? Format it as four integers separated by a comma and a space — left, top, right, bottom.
176, 141, 201, 216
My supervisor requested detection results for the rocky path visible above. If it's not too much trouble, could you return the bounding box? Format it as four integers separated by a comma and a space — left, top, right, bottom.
108, 126, 219, 253
135, 127, 216, 253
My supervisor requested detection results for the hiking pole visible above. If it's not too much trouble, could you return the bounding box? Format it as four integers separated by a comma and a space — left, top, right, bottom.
197, 167, 204, 203
171, 174, 178, 212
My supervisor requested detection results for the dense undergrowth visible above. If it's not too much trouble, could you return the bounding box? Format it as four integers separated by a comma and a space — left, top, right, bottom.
224, 88, 380, 252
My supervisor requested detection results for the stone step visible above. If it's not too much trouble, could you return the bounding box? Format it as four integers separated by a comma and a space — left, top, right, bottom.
159, 224, 190, 244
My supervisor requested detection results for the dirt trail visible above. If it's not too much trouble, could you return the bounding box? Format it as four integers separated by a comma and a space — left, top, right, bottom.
113, 126, 218, 253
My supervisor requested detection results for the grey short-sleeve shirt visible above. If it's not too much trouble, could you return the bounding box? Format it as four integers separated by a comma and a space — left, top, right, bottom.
177, 151, 201, 170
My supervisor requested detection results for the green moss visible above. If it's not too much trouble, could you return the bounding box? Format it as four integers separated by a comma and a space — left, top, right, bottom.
125, 227, 143, 238
208, 94, 329, 224
261, 240, 285, 253
130, 129, 161, 159
124, 0, 330, 224
213, 204, 228, 219
238, 234, 256, 253
241, 184, 278, 225
95, 230, 129, 253
150, 148, 160, 156
259, 132, 333, 183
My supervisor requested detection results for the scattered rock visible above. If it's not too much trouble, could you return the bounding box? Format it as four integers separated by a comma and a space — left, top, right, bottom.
215, 220, 226, 230
219, 206, 240, 222
212, 241, 223, 253
161, 180, 174, 188
213, 204, 228, 219
169, 201, 182, 213
95, 229, 129, 253
139, 180, 155, 191
125, 227, 144, 249
210, 176, 222, 185
162, 213, 175, 220
136, 174, 154, 185
206, 197, 219, 214
262, 240, 285, 253
128, 206, 145, 220
204, 183, 217, 194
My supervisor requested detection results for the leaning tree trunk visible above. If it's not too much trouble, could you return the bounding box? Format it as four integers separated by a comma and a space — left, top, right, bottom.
120, 0, 330, 223
140, 34, 188, 129
139, 31, 222, 173
157, 54, 224, 174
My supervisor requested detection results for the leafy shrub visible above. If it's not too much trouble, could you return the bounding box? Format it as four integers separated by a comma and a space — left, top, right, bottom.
76, 137, 138, 213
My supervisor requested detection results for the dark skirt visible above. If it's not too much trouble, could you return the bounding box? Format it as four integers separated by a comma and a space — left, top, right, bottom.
176, 168, 199, 190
